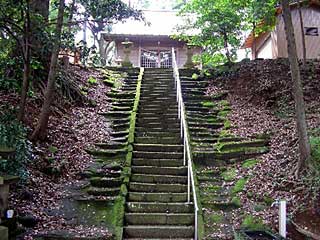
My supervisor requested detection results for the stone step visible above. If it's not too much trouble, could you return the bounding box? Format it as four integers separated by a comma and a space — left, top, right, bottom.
125, 213, 194, 225
126, 202, 194, 213
135, 127, 180, 134
137, 109, 178, 115
128, 192, 188, 202
133, 151, 183, 160
137, 112, 178, 117
129, 182, 187, 192
136, 118, 179, 125
124, 238, 192, 240
134, 144, 183, 152
132, 166, 187, 176
135, 136, 181, 144
132, 158, 183, 167
135, 122, 180, 129
131, 174, 187, 184
123, 225, 194, 238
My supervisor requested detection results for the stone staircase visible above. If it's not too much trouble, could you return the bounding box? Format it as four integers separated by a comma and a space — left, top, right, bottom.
123, 68, 195, 239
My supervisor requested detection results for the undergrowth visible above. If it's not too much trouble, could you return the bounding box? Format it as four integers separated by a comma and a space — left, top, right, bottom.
0, 107, 32, 180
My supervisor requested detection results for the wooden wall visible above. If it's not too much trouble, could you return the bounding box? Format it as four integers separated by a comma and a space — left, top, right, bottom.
276, 7, 320, 59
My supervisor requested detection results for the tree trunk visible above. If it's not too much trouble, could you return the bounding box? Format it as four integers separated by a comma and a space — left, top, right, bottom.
281, 0, 311, 176
31, 0, 65, 141
222, 31, 231, 64
18, 1, 31, 121
98, 36, 107, 66
297, 0, 307, 66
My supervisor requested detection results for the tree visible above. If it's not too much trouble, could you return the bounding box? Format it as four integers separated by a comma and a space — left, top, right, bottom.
31, 0, 65, 140
78, 0, 143, 65
0, 0, 33, 121
281, 0, 311, 176
177, 0, 247, 66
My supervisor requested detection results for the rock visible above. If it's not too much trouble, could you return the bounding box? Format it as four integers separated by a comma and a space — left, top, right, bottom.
17, 215, 38, 228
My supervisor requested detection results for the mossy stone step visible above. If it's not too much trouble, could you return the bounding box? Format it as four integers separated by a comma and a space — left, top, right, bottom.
132, 158, 183, 167
90, 177, 122, 188
110, 136, 128, 143
87, 186, 120, 196
137, 109, 178, 115
135, 136, 181, 144
129, 182, 187, 193
111, 106, 132, 111
128, 192, 188, 202
188, 122, 224, 129
107, 92, 136, 99
186, 110, 219, 117
133, 151, 183, 160
136, 117, 179, 124
219, 139, 267, 151
189, 126, 216, 133
134, 144, 183, 152
135, 127, 180, 134
137, 113, 178, 118
110, 130, 129, 138
131, 174, 187, 184
94, 142, 127, 150
111, 117, 130, 125
132, 166, 187, 176
126, 202, 194, 213
135, 123, 180, 129
86, 148, 127, 158
123, 225, 194, 238
125, 213, 194, 225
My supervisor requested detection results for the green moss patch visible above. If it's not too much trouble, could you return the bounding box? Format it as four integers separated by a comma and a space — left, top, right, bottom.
208, 213, 224, 224
231, 178, 248, 194
221, 168, 237, 181
241, 215, 267, 231
242, 159, 259, 169
202, 101, 217, 108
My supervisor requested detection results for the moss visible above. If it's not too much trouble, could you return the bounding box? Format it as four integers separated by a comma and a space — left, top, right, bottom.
87, 76, 98, 85
192, 73, 199, 79
232, 178, 248, 194
202, 101, 216, 108
263, 196, 274, 205
208, 213, 224, 224
242, 159, 259, 169
223, 120, 231, 129
231, 196, 242, 208
241, 215, 267, 231
219, 100, 229, 107
247, 191, 254, 198
254, 203, 267, 212
221, 168, 237, 181
218, 110, 230, 118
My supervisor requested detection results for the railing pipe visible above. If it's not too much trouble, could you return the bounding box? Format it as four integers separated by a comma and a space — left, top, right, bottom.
172, 47, 198, 240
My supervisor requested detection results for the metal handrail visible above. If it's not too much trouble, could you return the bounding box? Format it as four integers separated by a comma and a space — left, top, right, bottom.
172, 48, 199, 240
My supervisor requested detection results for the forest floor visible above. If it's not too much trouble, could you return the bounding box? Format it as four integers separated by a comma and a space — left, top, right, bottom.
206, 58, 320, 239
1, 65, 113, 239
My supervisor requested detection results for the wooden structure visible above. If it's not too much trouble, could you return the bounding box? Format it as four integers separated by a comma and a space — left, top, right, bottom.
243, 1, 320, 59
103, 34, 202, 68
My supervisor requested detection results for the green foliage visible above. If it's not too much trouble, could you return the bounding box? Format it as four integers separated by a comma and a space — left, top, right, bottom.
176, 0, 278, 67
232, 178, 248, 194
221, 168, 237, 181
202, 101, 216, 108
242, 159, 259, 168
87, 76, 98, 85
241, 215, 267, 231
0, 108, 31, 179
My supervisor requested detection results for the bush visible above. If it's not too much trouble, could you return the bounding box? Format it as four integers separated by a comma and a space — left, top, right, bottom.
0, 108, 31, 180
